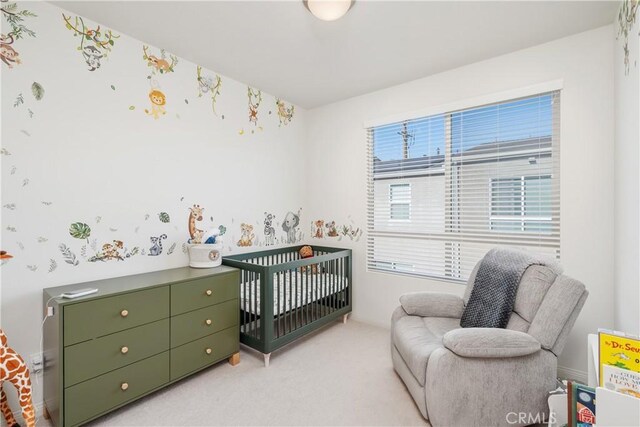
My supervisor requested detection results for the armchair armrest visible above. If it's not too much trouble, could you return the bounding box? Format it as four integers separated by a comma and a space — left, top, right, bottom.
443, 328, 541, 358
399, 292, 464, 318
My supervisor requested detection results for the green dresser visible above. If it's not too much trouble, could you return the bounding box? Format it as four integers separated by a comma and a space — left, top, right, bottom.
43, 266, 240, 427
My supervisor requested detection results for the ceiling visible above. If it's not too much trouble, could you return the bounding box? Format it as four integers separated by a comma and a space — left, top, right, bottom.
52, 1, 618, 109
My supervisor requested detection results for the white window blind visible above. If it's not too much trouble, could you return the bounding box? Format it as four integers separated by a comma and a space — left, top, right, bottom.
366, 91, 560, 283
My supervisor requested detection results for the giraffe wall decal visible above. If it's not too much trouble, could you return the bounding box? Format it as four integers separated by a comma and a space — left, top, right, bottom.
0, 329, 35, 427
188, 204, 204, 244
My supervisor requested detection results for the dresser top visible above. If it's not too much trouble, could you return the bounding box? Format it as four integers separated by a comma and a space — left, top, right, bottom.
43, 265, 238, 305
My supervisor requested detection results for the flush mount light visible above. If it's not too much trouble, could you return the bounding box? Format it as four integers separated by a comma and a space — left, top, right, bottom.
305, 0, 354, 21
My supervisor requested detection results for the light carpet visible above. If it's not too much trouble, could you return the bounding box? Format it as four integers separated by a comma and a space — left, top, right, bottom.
42, 320, 428, 426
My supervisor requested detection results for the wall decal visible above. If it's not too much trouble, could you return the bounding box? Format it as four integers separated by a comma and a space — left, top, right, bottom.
6, 226, 16, 232
618, 0, 639, 74
1, 148, 11, 156
10, 166, 16, 174
58, 243, 79, 266
16, 242, 23, 250
148, 234, 167, 256
339, 224, 362, 242
69, 222, 91, 241
282, 209, 301, 244
80, 245, 87, 258
197, 65, 222, 115
95, 216, 102, 223
182, 243, 188, 253
158, 211, 170, 223
276, 99, 294, 126
88, 240, 138, 262
13, 93, 23, 107
19, 129, 29, 136
144, 88, 167, 119
109, 227, 118, 232
3, 203, 16, 210
312, 220, 324, 238
0, 251, 13, 260
26, 265, 37, 272
31, 81, 44, 100
237, 223, 255, 247
188, 204, 204, 243
247, 87, 262, 126
325, 220, 338, 237
166, 242, 176, 255
263, 212, 276, 246
62, 14, 119, 71
37, 237, 47, 243
48, 259, 57, 273
41, 201, 51, 206
143, 45, 178, 75
1, 1, 37, 68
27, 108, 33, 118
21, 178, 28, 186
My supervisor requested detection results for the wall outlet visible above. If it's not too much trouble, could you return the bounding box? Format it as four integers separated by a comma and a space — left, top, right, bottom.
30, 353, 43, 374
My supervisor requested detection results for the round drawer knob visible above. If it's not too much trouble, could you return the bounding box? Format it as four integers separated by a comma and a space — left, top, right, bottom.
121, 382, 129, 391
121, 346, 129, 354
205, 319, 212, 326
205, 348, 212, 355
205, 290, 212, 296
120, 309, 129, 318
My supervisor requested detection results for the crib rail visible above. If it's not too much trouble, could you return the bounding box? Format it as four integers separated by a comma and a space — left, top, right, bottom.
222, 246, 352, 355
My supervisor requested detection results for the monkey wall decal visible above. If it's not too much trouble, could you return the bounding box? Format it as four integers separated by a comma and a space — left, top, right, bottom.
145, 89, 167, 120
247, 87, 262, 126
0, 34, 20, 68
62, 14, 119, 71
276, 99, 294, 126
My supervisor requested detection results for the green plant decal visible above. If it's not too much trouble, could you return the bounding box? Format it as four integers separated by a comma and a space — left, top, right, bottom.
197, 65, 222, 115
618, 0, 639, 75
63, 14, 119, 71
69, 222, 91, 240
1, 2, 36, 39
31, 82, 44, 100
158, 212, 170, 223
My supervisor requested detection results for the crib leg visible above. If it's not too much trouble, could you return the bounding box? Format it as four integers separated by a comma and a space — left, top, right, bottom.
228, 352, 240, 366
263, 353, 271, 367
342, 314, 348, 324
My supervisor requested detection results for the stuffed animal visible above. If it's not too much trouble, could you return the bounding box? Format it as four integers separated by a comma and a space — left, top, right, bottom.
299, 245, 318, 274
0, 329, 35, 427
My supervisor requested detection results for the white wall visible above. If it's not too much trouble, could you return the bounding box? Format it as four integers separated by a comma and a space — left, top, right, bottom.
305, 25, 615, 378
614, 6, 640, 335
1, 1, 306, 410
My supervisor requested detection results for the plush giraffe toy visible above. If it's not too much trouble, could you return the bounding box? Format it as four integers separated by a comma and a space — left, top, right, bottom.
0, 329, 36, 427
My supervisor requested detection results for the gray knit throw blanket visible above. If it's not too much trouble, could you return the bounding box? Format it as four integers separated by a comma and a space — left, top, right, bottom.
460, 248, 560, 329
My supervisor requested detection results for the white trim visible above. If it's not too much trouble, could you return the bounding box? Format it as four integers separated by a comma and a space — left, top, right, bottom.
558, 366, 588, 384
363, 79, 564, 129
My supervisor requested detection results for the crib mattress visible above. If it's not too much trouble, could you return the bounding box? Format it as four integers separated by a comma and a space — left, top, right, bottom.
240, 271, 347, 316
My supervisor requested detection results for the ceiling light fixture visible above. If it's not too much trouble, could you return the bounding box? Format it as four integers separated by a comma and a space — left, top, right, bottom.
305, 0, 354, 22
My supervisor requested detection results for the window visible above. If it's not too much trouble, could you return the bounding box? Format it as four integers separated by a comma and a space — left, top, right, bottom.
390, 184, 411, 220
367, 91, 560, 282
490, 176, 552, 232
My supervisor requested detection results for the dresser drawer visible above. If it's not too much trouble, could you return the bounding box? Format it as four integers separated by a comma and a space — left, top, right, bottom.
64, 351, 169, 426
171, 271, 238, 315
64, 287, 169, 346
171, 299, 238, 347
64, 319, 169, 387
170, 325, 239, 380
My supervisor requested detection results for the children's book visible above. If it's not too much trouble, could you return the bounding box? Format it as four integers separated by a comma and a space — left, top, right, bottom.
601, 364, 640, 398
568, 382, 596, 427
598, 330, 640, 395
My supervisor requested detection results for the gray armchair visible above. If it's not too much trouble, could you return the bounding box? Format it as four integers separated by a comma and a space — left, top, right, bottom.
391, 261, 588, 426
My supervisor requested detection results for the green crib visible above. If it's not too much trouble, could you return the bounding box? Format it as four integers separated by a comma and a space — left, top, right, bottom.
222, 245, 352, 366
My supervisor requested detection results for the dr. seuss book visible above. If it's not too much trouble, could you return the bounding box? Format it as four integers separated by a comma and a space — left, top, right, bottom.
599, 329, 640, 398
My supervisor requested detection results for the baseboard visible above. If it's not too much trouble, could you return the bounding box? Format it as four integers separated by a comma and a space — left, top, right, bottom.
558, 365, 588, 384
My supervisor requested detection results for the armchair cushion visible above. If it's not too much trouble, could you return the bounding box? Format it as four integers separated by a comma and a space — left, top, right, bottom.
399, 292, 464, 318
443, 328, 541, 358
